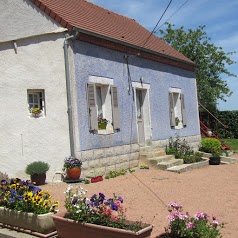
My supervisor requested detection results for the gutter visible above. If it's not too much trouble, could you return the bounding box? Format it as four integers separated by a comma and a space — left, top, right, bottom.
73, 27, 196, 68
63, 31, 79, 157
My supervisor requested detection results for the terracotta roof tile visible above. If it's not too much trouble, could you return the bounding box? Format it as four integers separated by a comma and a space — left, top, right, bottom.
33, 0, 194, 65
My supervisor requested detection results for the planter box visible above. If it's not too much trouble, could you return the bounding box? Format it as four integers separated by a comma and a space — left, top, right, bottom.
0, 207, 56, 234
52, 212, 153, 238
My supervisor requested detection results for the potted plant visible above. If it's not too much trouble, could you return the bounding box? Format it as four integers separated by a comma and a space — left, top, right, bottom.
200, 138, 221, 165
98, 117, 108, 130
52, 185, 153, 238
0, 178, 59, 235
63, 156, 82, 180
175, 117, 180, 126
30, 107, 42, 118
25, 161, 50, 185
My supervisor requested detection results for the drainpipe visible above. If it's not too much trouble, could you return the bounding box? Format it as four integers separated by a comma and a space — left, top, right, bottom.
64, 33, 76, 157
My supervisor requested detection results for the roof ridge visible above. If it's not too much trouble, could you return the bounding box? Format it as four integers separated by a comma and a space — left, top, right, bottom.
85, 0, 136, 22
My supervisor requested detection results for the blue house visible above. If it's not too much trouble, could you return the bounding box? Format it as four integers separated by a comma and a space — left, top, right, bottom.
0, 0, 200, 179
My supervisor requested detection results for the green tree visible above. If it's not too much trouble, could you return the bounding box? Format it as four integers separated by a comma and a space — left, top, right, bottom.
159, 23, 236, 111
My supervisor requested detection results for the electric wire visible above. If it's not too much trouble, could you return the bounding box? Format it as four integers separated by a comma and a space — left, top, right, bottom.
141, 0, 173, 50
155, 0, 190, 32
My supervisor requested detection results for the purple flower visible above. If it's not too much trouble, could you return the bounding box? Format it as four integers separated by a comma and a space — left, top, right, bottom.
1, 180, 7, 185
72, 198, 78, 205
111, 203, 118, 211
18, 196, 24, 201
99, 193, 105, 202
10, 189, 17, 196
9, 197, 15, 203
117, 196, 123, 203
33, 187, 41, 194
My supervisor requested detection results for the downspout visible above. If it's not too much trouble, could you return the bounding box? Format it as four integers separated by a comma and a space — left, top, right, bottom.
64, 33, 76, 157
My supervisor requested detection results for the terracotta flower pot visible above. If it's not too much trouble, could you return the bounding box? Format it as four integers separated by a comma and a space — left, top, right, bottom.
30, 173, 46, 185
52, 212, 153, 238
66, 168, 81, 180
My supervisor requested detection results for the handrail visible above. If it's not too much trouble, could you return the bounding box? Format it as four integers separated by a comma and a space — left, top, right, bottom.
198, 102, 228, 128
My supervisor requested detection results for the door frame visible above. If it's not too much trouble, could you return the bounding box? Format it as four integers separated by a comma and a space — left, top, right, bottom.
132, 82, 152, 145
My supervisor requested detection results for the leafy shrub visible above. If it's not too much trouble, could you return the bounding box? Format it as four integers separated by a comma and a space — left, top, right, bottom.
182, 152, 203, 164
200, 138, 221, 157
166, 136, 194, 159
165, 202, 223, 238
105, 169, 127, 179
25, 161, 50, 175
200, 110, 238, 138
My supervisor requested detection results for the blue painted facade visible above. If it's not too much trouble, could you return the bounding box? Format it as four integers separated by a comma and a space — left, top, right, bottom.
73, 41, 200, 151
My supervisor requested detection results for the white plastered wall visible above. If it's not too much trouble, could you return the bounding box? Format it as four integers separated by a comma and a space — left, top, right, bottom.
0, 33, 70, 181
0, 0, 65, 43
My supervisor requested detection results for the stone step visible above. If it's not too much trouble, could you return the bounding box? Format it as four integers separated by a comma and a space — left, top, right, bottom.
140, 150, 166, 159
139, 154, 174, 168
157, 158, 183, 170
167, 158, 209, 173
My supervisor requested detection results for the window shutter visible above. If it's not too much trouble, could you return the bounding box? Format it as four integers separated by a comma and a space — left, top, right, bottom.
169, 92, 176, 128
111, 86, 120, 130
87, 83, 98, 131
181, 93, 187, 126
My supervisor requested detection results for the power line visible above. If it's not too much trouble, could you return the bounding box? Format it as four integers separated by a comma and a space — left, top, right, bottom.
155, 0, 190, 33
141, 0, 173, 49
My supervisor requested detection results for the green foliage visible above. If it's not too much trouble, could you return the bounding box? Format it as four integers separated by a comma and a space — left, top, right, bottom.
139, 165, 149, 169
159, 23, 236, 111
84, 178, 90, 184
200, 138, 221, 157
222, 138, 238, 152
0, 178, 58, 214
105, 169, 127, 179
25, 161, 50, 175
166, 136, 202, 164
182, 152, 203, 164
204, 110, 238, 139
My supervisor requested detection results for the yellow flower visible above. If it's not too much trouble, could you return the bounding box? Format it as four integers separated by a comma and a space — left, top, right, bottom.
10, 184, 16, 189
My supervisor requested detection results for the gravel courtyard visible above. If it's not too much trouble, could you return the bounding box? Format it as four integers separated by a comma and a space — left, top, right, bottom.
41, 155, 238, 238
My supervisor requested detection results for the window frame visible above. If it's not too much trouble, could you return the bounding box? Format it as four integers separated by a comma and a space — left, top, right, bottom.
27, 89, 45, 118
87, 76, 120, 134
169, 88, 186, 129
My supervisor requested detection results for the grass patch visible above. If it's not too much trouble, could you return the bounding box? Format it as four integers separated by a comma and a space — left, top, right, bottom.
222, 138, 238, 152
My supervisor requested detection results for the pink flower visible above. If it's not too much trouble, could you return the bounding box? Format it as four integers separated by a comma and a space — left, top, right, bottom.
194, 212, 209, 219
168, 202, 182, 210
212, 220, 220, 227
187, 222, 195, 229
167, 214, 175, 222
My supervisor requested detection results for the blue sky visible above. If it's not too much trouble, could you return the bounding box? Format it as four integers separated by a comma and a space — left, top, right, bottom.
89, 0, 238, 111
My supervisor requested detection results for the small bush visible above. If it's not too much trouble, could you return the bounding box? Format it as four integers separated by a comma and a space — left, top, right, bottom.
25, 161, 50, 175
200, 138, 221, 156
166, 136, 194, 159
105, 169, 127, 179
182, 152, 203, 164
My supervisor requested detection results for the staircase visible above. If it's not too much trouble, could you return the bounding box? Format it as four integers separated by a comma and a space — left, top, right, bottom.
139, 146, 184, 170
199, 103, 231, 150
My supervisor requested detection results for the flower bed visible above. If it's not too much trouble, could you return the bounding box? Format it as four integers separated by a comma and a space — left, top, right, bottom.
52, 185, 153, 238
163, 202, 223, 238
0, 178, 58, 236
